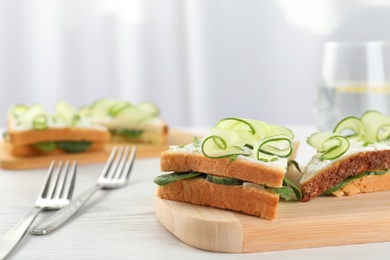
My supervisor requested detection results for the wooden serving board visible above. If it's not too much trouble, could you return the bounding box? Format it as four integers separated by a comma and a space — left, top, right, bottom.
0, 129, 197, 170
154, 191, 390, 253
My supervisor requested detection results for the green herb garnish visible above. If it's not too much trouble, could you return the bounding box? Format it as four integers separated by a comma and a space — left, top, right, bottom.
272, 177, 302, 201
283, 176, 302, 201
229, 154, 239, 162
2, 132, 9, 142
193, 136, 200, 147
274, 186, 296, 201
288, 159, 301, 173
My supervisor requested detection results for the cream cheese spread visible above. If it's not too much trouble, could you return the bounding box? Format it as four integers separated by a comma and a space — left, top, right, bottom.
90, 116, 164, 132
170, 142, 288, 171
10, 116, 106, 131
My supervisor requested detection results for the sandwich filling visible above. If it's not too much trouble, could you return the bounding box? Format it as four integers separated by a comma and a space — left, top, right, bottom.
154, 170, 297, 201
80, 98, 167, 145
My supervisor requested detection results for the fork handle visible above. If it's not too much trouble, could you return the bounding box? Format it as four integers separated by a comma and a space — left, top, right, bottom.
0, 207, 42, 259
31, 186, 99, 235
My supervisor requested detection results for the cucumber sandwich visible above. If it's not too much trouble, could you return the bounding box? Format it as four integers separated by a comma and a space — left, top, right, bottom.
301, 110, 390, 201
80, 98, 168, 145
4, 100, 110, 157
154, 118, 301, 220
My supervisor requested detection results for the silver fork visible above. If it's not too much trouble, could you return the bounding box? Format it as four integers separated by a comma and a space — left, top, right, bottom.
31, 145, 137, 235
0, 161, 76, 259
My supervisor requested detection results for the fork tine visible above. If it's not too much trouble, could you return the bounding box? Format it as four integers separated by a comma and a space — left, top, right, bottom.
39, 161, 56, 199
53, 161, 70, 200
64, 161, 77, 200
113, 146, 131, 180
119, 146, 137, 181
55, 161, 77, 200
47, 161, 63, 199
106, 146, 125, 180
99, 146, 119, 179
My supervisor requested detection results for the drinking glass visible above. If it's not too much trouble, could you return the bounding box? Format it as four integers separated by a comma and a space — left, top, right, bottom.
313, 41, 390, 131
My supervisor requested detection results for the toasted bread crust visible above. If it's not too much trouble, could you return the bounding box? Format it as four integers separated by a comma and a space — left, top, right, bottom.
160, 150, 285, 187
333, 173, 390, 196
301, 149, 390, 201
8, 128, 110, 147
156, 178, 279, 219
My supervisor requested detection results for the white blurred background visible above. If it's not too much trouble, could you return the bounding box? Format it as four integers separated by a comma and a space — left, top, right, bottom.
1, 0, 390, 127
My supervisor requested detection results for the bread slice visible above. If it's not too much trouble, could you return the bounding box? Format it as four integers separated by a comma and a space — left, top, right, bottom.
8, 128, 110, 147
156, 177, 279, 220
160, 149, 286, 188
331, 170, 390, 196
6, 128, 110, 157
300, 148, 390, 202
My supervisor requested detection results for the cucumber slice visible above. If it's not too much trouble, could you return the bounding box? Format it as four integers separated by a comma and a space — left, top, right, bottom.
78, 106, 92, 117
56, 141, 92, 153
114, 106, 152, 124
89, 98, 118, 116
206, 175, 243, 186
9, 104, 28, 118
15, 103, 47, 128
201, 134, 250, 159
136, 102, 159, 117
154, 172, 203, 186
309, 110, 390, 161
269, 125, 294, 140
361, 110, 390, 142
215, 118, 257, 134
201, 118, 294, 161
333, 116, 366, 140
254, 134, 292, 160
307, 132, 350, 160
55, 100, 80, 126
32, 114, 48, 130
108, 101, 131, 117
214, 118, 272, 140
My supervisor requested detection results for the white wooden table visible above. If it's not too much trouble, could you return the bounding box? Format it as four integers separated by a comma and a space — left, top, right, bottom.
1, 126, 390, 259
